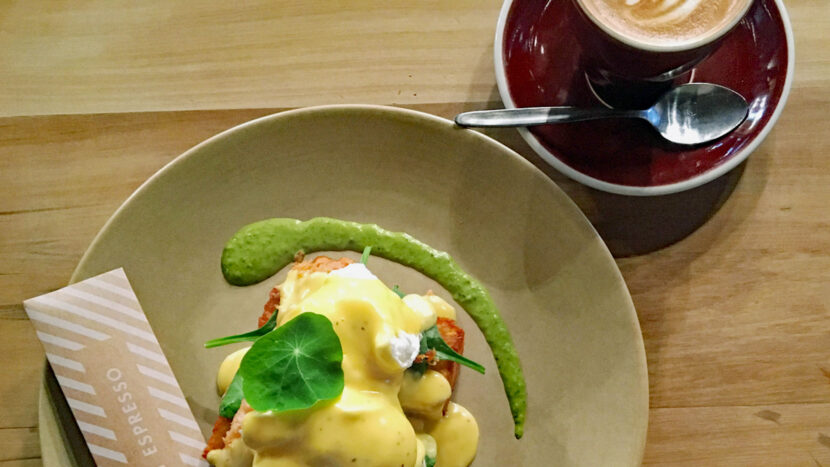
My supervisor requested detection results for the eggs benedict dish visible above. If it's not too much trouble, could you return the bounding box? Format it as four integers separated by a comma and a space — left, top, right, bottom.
203, 254, 481, 467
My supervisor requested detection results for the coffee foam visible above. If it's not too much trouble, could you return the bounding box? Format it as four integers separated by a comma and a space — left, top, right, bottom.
580, 0, 750, 47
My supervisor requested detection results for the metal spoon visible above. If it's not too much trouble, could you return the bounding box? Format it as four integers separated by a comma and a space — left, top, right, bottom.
455, 83, 748, 146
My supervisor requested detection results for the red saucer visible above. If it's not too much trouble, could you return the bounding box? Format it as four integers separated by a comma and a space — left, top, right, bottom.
495, 0, 793, 195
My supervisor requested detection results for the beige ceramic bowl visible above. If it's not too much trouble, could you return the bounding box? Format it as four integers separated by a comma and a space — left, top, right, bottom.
39, 105, 648, 465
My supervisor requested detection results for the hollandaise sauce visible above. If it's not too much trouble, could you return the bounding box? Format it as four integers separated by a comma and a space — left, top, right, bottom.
209, 263, 479, 466
221, 217, 526, 438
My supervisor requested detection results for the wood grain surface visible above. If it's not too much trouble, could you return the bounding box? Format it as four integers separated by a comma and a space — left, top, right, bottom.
1, 0, 829, 465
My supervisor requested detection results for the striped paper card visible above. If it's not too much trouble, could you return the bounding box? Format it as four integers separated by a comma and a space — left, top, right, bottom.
24, 268, 208, 466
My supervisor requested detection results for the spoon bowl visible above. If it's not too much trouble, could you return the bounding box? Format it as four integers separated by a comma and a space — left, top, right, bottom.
455, 83, 749, 146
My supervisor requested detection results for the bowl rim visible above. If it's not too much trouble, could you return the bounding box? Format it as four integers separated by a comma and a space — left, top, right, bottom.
73, 104, 630, 275
493, 0, 795, 197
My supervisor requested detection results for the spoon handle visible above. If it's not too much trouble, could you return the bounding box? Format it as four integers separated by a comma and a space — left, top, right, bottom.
454, 107, 634, 128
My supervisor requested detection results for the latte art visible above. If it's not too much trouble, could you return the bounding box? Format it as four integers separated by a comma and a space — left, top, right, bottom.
625, 0, 704, 26
579, 0, 750, 46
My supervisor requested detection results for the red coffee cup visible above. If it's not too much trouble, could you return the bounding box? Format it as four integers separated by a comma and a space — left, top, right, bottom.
571, 0, 753, 108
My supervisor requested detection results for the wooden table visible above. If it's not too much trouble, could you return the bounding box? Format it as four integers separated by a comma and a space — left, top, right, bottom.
1, 1, 828, 465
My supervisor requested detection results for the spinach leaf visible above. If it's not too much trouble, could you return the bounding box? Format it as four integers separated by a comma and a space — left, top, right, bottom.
421, 325, 485, 374
239, 312, 344, 413
204, 310, 278, 348
425, 455, 436, 467
360, 245, 372, 264
391, 285, 405, 298
219, 372, 244, 418
407, 334, 430, 376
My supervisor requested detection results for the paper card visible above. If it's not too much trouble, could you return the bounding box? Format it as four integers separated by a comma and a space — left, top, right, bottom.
24, 268, 208, 466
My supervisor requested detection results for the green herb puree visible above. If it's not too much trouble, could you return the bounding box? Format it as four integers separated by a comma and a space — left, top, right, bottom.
221, 217, 527, 438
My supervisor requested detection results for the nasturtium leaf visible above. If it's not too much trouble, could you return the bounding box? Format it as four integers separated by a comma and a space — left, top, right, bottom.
219, 372, 244, 418
204, 310, 278, 348
239, 312, 344, 413
421, 325, 485, 374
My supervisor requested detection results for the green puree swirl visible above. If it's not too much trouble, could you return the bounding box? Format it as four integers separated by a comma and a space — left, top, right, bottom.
221, 217, 527, 438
